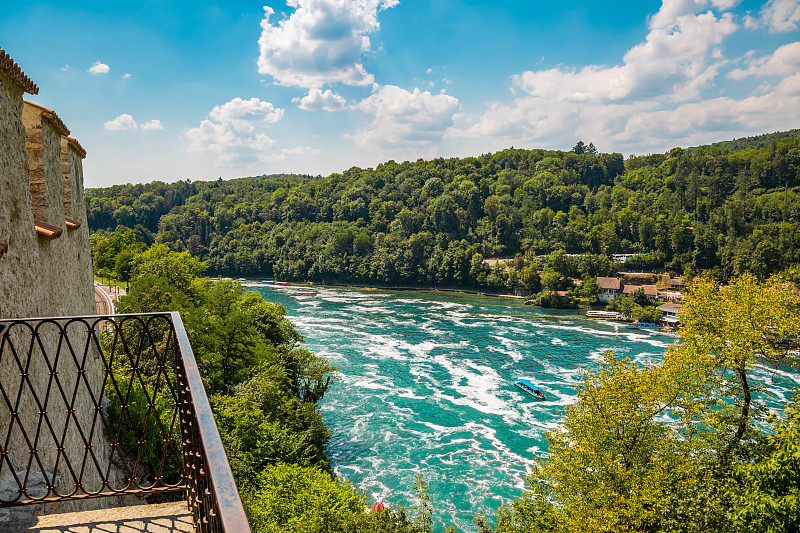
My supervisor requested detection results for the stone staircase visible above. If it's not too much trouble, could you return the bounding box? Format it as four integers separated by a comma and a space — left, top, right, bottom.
0, 502, 192, 533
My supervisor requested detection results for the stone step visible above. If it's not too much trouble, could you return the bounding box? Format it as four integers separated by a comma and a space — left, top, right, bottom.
0, 502, 193, 532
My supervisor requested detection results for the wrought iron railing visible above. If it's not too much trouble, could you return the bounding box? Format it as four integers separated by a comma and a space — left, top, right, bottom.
0, 312, 250, 532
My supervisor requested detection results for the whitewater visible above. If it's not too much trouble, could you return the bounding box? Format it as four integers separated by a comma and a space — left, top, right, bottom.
250, 284, 800, 531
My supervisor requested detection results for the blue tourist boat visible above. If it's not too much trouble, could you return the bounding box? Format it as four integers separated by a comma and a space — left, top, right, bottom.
515, 378, 546, 400
626, 322, 662, 329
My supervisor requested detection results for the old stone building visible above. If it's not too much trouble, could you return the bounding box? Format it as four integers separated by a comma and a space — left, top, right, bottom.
0, 47, 119, 517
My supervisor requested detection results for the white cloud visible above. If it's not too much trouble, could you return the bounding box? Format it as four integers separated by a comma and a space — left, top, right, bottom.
59, 64, 70, 71
459, 0, 756, 152
122, 73, 132, 79
614, 72, 800, 147
728, 41, 800, 79
710, 0, 740, 10
761, 0, 800, 32
208, 97, 284, 132
511, 5, 738, 104
185, 97, 285, 165
140, 119, 163, 130
257, 0, 398, 88
292, 88, 347, 111
104, 114, 138, 130
104, 114, 163, 131
349, 85, 460, 151
265, 146, 323, 162
88, 61, 110, 74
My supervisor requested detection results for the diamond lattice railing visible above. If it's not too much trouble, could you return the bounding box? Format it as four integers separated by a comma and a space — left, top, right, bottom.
0, 313, 250, 533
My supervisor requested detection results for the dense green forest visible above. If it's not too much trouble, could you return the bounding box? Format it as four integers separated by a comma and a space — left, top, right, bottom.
87, 133, 800, 291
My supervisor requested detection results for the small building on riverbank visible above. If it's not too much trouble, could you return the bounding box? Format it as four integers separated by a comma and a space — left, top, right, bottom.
597, 277, 621, 303
623, 284, 658, 301
658, 302, 684, 326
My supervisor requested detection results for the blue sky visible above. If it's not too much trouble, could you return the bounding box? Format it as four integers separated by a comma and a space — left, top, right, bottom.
3, 0, 800, 187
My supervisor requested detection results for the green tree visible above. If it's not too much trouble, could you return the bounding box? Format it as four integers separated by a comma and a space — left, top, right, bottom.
540, 270, 561, 291
632, 304, 661, 323
213, 394, 317, 480
413, 474, 432, 533
676, 274, 800, 461
628, 287, 651, 307
581, 277, 600, 302
518, 352, 710, 532
244, 463, 364, 533
92, 229, 146, 278
730, 395, 800, 533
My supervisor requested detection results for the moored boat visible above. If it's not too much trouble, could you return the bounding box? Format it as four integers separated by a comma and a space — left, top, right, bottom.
292, 290, 318, 297
274, 281, 291, 286
515, 378, 546, 400
626, 322, 662, 329
586, 310, 623, 319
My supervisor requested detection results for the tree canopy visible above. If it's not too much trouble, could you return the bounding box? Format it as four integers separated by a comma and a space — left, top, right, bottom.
87, 135, 800, 290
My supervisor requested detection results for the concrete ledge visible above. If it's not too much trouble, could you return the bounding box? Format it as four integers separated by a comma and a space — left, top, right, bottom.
0, 502, 193, 533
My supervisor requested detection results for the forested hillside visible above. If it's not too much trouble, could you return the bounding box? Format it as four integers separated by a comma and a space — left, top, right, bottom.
87, 135, 800, 288
703, 129, 800, 152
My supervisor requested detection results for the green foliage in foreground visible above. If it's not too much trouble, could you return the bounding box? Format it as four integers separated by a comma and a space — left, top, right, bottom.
492, 273, 800, 533
244, 463, 364, 533
731, 398, 800, 533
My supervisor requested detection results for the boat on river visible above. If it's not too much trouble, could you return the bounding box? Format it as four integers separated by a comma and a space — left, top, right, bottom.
586, 310, 623, 319
515, 378, 546, 400
274, 281, 291, 286
292, 290, 318, 297
626, 322, 662, 329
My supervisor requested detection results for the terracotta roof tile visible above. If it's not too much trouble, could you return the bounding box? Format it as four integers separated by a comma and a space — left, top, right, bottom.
23, 100, 70, 136
0, 47, 38, 94
65, 136, 86, 158
623, 284, 658, 296
597, 277, 621, 290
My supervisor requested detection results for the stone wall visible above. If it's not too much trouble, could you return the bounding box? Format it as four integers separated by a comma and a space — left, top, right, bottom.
0, 50, 124, 517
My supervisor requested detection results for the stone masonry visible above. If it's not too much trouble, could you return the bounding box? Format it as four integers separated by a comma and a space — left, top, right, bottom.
0, 47, 123, 518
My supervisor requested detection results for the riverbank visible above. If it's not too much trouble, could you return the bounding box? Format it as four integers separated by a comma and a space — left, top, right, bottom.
243, 278, 527, 299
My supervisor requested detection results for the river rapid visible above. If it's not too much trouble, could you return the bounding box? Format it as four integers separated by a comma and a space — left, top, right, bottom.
250, 284, 800, 531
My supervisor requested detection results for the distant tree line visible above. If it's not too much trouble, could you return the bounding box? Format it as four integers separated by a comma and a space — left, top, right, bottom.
87, 134, 800, 292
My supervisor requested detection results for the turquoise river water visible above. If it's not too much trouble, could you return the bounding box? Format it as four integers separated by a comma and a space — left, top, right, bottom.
250, 284, 800, 531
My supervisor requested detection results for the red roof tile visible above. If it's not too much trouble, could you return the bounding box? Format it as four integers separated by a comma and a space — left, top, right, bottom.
0, 47, 38, 94
24, 100, 70, 136
597, 277, 621, 290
